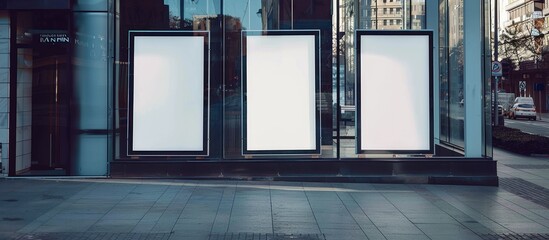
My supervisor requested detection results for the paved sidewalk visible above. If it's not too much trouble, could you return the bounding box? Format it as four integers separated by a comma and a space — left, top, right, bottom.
0, 150, 549, 240
537, 113, 549, 123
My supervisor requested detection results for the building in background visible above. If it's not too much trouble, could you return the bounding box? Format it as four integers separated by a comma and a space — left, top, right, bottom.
499, 0, 548, 112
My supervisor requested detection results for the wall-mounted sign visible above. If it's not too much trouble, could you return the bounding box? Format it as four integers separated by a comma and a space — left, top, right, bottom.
356, 30, 433, 154
242, 30, 321, 155
38, 33, 70, 44
519, 81, 526, 91
128, 31, 210, 156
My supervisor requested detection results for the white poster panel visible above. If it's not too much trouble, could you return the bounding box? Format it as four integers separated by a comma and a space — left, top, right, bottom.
359, 34, 431, 152
132, 36, 204, 152
246, 35, 317, 152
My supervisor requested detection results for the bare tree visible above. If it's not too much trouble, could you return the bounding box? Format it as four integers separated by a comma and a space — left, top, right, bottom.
499, 22, 541, 69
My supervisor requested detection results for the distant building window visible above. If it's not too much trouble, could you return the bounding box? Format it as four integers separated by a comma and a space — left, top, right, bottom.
384, 20, 387, 25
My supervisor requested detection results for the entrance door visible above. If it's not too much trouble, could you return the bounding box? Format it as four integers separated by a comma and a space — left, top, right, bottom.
12, 11, 70, 176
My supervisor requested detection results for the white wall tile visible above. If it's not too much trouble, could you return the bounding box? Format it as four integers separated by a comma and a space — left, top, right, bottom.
22, 153, 31, 169
0, 83, 8, 97
24, 97, 31, 112
15, 155, 22, 171
15, 140, 22, 156
0, 54, 8, 68
22, 140, 31, 155
22, 125, 31, 140
0, 128, 8, 143
0, 98, 8, 112
0, 68, 8, 82
0, 26, 9, 40
0, 39, 8, 54
15, 126, 21, 141
22, 111, 31, 126
16, 97, 26, 112
16, 112, 22, 127
1, 143, 8, 162
0, 112, 7, 128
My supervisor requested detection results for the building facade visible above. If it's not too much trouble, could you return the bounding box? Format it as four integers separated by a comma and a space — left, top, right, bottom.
0, 0, 496, 185
500, 0, 548, 112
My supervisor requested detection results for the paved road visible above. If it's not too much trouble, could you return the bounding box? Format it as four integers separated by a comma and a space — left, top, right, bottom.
503, 114, 549, 137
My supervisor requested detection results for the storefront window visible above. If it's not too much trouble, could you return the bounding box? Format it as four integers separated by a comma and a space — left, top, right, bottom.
3, 0, 494, 179
338, 0, 426, 157
116, 0, 334, 160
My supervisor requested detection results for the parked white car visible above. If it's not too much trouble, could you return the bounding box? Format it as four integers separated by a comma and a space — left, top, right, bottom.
509, 103, 536, 120
514, 97, 534, 105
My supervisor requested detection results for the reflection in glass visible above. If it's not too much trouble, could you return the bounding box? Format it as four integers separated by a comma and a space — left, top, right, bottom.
338, 0, 426, 157
116, 0, 222, 159
223, 0, 333, 158
439, 0, 464, 148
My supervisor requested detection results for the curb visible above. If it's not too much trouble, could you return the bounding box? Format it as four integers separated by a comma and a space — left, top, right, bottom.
530, 154, 549, 157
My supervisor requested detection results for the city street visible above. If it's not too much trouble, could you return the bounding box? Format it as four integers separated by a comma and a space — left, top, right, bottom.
503, 113, 549, 138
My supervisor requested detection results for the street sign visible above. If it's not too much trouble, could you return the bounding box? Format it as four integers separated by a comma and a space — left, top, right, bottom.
519, 81, 526, 90
491, 61, 502, 77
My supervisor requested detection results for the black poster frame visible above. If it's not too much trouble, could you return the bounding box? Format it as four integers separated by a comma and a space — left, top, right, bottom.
241, 30, 321, 156
355, 30, 434, 155
127, 31, 210, 156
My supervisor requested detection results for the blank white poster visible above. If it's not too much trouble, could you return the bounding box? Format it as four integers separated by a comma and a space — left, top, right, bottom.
246, 35, 317, 152
359, 34, 430, 151
132, 36, 205, 152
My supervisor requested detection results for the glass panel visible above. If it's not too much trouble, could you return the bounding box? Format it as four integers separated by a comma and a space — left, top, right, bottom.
439, 0, 449, 143
339, 0, 426, 157
116, 0, 222, 159
222, 0, 333, 159
439, 0, 465, 149
447, 0, 464, 148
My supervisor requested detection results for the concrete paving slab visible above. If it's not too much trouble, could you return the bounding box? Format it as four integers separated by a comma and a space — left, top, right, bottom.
1, 148, 549, 239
